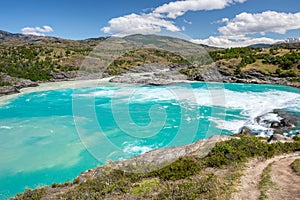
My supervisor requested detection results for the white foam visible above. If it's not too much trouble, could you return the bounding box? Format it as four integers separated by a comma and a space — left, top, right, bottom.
122, 141, 154, 155
0, 126, 12, 129
209, 117, 246, 133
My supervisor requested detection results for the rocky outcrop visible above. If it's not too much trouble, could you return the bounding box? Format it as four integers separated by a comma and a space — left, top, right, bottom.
50, 71, 76, 81
0, 86, 20, 96
0, 73, 39, 96
190, 66, 300, 88
194, 66, 225, 82
239, 109, 299, 139
109, 64, 188, 85
77, 135, 232, 181
267, 134, 294, 143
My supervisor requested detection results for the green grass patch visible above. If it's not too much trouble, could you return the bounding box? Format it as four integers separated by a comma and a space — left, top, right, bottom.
130, 178, 160, 195
259, 163, 275, 200
290, 159, 300, 174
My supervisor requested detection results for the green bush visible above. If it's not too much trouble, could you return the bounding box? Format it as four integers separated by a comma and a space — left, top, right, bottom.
203, 135, 300, 168
146, 157, 201, 181
290, 159, 300, 174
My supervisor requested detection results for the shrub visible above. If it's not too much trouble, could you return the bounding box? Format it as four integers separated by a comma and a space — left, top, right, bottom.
290, 159, 300, 174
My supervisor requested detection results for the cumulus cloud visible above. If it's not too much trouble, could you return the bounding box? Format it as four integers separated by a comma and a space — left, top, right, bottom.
192, 10, 300, 48
22, 25, 53, 36
153, 0, 246, 19
101, 13, 180, 36
191, 36, 281, 48
219, 11, 300, 36
102, 0, 246, 36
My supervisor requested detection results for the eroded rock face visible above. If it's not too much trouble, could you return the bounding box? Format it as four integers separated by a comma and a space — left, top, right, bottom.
0, 86, 20, 96
0, 73, 39, 96
109, 64, 188, 85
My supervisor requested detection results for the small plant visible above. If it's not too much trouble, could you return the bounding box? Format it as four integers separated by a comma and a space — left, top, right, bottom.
290, 159, 300, 174
130, 178, 160, 195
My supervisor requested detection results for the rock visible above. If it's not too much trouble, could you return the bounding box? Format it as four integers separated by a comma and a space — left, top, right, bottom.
280, 118, 294, 128
50, 71, 75, 80
267, 134, 294, 143
271, 121, 281, 128
14, 79, 39, 89
0, 86, 20, 96
194, 66, 225, 82
109, 64, 188, 85
239, 126, 254, 135
109, 135, 232, 173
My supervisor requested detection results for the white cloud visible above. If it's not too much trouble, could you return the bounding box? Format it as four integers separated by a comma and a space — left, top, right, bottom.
193, 10, 300, 48
219, 11, 300, 36
102, 13, 180, 36
153, 0, 246, 19
101, 0, 246, 36
215, 18, 229, 24
183, 19, 192, 25
191, 36, 281, 48
22, 25, 53, 36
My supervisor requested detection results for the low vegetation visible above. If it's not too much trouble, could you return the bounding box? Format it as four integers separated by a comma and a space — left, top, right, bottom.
105, 48, 191, 75
14, 135, 300, 200
259, 163, 275, 200
209, 46, 300, 78
0, 45, 89, 81
290, 158, 300, 174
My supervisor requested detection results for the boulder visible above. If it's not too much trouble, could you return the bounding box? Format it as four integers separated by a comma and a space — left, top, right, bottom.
267, 134, 294, 143
270, 121, 281, 128
280, 118, 294, 127
239, 126, 254, 136
0, 86, 19, 96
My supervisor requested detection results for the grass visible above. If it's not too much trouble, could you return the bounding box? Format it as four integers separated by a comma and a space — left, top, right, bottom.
130, 178, 160, 195
259, 163, 275, 200
242, 60, 278, 74
290, 159, 300, 174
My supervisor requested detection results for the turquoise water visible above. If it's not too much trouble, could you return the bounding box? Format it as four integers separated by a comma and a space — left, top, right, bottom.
0, 82, 299, 199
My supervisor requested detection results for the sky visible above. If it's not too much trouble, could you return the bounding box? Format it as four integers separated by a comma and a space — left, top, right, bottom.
0, 0, 299, 47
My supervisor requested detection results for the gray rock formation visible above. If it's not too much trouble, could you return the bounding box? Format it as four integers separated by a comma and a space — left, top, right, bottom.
267, 134, 294, 143
109, 64, 188, 85
77, 135, 232, 182
0, 73, 39, 96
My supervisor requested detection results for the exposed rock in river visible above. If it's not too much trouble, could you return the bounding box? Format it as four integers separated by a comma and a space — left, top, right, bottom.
239, 109, 299, 138
109, 64, 188, 85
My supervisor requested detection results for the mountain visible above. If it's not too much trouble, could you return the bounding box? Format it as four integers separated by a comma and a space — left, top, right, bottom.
247, 43, 272, 48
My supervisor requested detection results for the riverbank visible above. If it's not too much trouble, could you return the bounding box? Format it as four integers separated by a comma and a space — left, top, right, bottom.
13, 135, 300, 200
1, 64, 299, 98
0, 78, 115, 106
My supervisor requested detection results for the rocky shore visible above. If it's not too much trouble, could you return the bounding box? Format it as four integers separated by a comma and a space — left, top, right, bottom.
1, 63, 299, 97
0, 73, 38, 96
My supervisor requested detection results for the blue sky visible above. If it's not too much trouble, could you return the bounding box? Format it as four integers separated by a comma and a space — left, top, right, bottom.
0, 0, 299, 47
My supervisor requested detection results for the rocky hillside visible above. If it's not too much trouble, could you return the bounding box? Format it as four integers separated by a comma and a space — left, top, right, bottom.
178, 45, 300, 87
1, 30, 300, 96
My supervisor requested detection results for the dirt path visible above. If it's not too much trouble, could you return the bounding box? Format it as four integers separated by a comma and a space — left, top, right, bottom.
267, 155, 300, 200
231, 152, 300, 200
